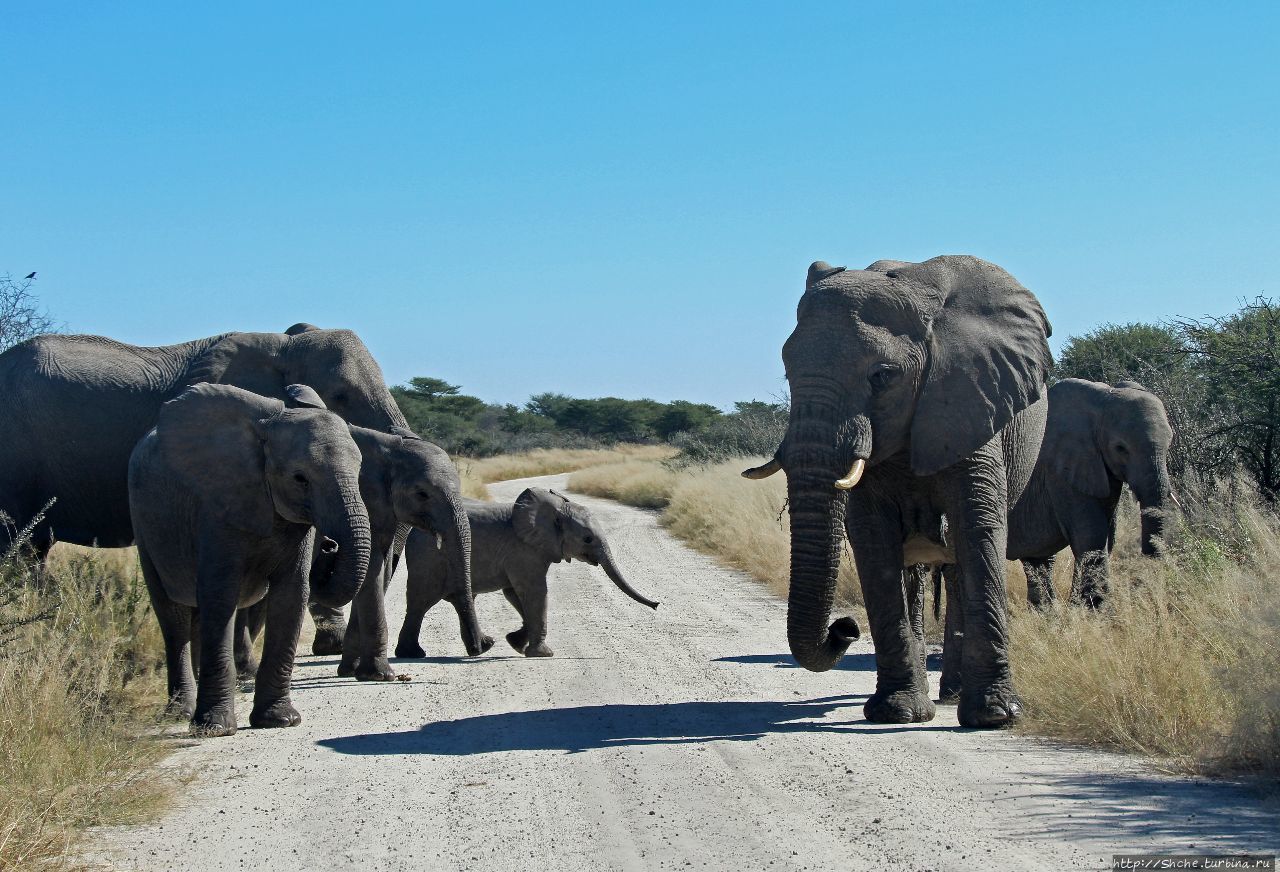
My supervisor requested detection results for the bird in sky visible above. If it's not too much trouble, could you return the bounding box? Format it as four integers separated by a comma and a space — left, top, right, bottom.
24, 272, 36, 279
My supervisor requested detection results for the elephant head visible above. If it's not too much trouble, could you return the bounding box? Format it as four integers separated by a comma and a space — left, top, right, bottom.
744, 256, 1052, 671
185, 324, 409, 433
155, 383, 372, 608
1045, 378, 1176, 555
512, 488, 659, 609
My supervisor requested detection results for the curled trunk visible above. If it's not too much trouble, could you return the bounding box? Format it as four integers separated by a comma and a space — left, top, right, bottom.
310, 473, 373, 608
598, 545, 659, 609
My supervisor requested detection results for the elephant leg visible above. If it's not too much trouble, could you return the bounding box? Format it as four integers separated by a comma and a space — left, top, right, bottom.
847, 492, 933, 724
343, 551, 394, 681
395, 591, 440, 659
250, 551, 308, 730
234, 601, 266, 683
904, 564, 928, 677
945, 446, 1019, 729
938, 564, 964, 704
502, 587, 528, 653
139, 547, 196, 719
446, 592, 495, 657
1023, 556, 1056, 610
1065, 505, 1112, 609
512, 575, 552, 657
191, 570, 241, 737
309, 600, 347, 656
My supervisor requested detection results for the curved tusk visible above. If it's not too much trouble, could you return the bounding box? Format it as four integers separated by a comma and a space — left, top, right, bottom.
834, 458, 866, 490
741, 457, 783, 480
1170, 491, 1182, 511
435, 533, 443, 551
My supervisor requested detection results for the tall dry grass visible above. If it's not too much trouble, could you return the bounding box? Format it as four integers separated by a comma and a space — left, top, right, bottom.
457, 445, 675, 500
569, 456, 1280, 778
0, 541, 171, 871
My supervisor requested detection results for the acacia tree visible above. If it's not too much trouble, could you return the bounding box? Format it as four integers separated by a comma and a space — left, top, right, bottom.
1180, 298, 1280, 501
0, 273, 57, 352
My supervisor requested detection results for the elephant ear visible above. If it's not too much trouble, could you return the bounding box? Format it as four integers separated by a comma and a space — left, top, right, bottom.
155, 383, 285, 536
283, 383, 327, 410
905, 256, 1054, 477
1042, 379, 1113, 498
185, 332, 288, 398
512, 488, 564, 563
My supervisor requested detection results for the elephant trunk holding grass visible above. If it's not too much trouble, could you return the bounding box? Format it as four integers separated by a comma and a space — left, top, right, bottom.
0, 323, 409, 559
396, 487, 658, 659
743, 256, 1052, 728
129, 384, 371, 737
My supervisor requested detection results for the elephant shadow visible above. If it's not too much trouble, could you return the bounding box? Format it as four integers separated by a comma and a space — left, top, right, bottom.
713, 652, 944, 671
317, 695, 873, 756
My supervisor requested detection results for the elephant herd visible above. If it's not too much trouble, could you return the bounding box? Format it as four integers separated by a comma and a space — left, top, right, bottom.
0, 255, 1174, 737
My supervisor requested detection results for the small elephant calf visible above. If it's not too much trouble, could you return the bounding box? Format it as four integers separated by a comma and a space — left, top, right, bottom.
395, 487, 658, 658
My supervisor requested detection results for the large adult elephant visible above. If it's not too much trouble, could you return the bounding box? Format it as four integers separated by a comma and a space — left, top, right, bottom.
743, 256, 1053, 728
0, 324, 401, 553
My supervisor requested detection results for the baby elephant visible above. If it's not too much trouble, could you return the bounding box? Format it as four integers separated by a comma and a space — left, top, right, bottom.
130, 384, 371, 736
396, 487, 658, 658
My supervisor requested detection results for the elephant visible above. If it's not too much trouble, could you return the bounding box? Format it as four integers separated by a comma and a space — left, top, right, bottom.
934, 377, 1177, 701
742, 256, 1053, 728
236, 408, 493, 682
395, 487, 659, 659
128, 383, 371, 737
0, 323, 408, 559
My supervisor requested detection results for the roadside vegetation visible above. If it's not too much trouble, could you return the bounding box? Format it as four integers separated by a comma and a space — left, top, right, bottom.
0, 520, 171, 871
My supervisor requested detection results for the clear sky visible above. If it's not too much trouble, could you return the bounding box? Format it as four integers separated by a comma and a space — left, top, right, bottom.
3, 3, 1276, 409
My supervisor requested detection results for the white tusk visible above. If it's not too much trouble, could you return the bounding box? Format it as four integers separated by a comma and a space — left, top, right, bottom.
834, 458, 866, 490
741, 457, 783, 480
435, 533, 443, 551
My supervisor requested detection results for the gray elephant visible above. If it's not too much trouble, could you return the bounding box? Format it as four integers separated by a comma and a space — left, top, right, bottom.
237, 406, 493, 682
935, 377, 1176, 701
395, 488, 659, 659
742, 256, 1052, 728
128, 384, 371, 737
0, 323, 407, 559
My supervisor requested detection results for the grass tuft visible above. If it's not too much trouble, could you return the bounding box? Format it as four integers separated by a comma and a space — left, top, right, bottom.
0, 537, 171, 871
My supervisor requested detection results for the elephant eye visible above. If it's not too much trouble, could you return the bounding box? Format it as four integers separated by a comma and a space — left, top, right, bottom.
294, 473, 309, 488
417, 490, 430, 501
583, 535, 594, 544
1115, 444, 1129, 455
868, 364, 900, 393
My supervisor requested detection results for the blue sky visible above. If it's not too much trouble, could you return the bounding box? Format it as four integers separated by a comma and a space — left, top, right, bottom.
3, 3, 1276, 408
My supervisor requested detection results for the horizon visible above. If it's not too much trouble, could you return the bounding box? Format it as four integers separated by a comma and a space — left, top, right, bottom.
3, 3, 1276, 409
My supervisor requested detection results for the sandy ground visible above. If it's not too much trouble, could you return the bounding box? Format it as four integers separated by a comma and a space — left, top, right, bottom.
96, 472, 1278, 871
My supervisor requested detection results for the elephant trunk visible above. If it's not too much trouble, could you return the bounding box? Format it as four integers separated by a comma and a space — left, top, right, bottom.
782, 395, 863, 672
597, 544, 659, 609
310, 472, 372, 608
443, 494, 488, 656
1131, 456, 1174, 557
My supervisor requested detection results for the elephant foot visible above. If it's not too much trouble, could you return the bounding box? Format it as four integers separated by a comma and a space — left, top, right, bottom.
164, 694, 196, 722
250, 700, 302, 729
190, 707, 237, 738
958, 686, 1022, 728
864, 688, 935, 724
355, 657, 396, 682
505, 629, 528, 654
311, 622, 346, 656
336, 655, 356, 678
524, 642, 554, 658
481, 634, 495, 651
394, 639, 426, 659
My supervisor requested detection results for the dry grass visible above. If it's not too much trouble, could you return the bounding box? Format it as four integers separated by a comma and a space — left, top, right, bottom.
0, 543, 171, 871
1012, 488, 1280, 777
457, 446, 675, 500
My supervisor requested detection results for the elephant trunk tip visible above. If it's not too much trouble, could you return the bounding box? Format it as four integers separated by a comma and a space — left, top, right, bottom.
789, 616, 860, 673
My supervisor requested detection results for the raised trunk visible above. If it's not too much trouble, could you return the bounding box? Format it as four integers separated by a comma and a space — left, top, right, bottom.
598, 545, 659, 609
310, 474, 372, 608
1131, 458, 1173, 557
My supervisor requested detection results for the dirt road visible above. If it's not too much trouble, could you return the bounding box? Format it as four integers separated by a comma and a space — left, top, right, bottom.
99, 473, 1277, 871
